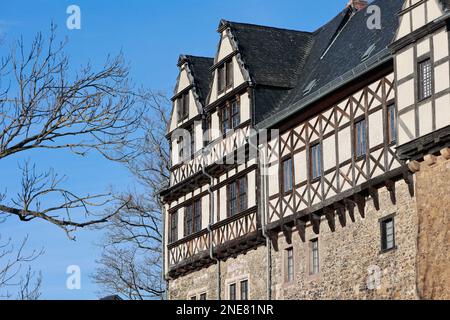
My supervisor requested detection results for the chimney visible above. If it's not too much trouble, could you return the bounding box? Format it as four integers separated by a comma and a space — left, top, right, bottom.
346, 0, 368, 11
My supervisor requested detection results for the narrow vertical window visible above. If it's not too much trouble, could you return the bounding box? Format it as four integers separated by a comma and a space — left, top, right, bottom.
381, 216, 395, 251
282, 158, 293, 193
177, 136, 184, 161
226, 60, 234, 88
240, 280, 248, 300
189, 126, 196, 156
310, 239, 319, 275
310, 143, 322, 180
231, 100, 240, 129
238, 177, 247, 212
194, 199, 202, 233
418, 58, 432, 101
184, 204, 193, 237
221, 107, 229, 133
227, 182, 237, 216
286, 248, 294, 282
355, 119, 367, 158
229, 283, 236, 300
387, 104, 397, 144
199, 293, 207, 300
177, 92, 189, 122
218, 64, 225, 93
169, 212, 178, 243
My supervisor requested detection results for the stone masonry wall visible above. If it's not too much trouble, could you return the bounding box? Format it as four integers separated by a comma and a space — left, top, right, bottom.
168, 245, 268, 300
415, 153, 450, 300
168, 181, 420, 300
271, 181, 418, 300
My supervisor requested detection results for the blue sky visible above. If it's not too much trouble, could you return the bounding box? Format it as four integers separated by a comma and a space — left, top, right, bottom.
1, 0, 348, 299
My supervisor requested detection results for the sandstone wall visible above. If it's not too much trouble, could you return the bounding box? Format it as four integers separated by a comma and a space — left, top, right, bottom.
415, 153, 450, 300
271, 182, 418, 300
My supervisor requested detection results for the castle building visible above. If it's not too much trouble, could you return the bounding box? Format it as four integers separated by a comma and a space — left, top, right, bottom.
160, 0, 450, 300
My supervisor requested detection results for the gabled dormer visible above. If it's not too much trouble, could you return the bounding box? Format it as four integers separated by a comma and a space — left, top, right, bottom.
167, 55, 213, 166
206, 20, 251, 106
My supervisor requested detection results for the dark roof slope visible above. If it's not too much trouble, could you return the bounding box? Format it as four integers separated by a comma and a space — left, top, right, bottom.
223, 21, 314, 88
440, 0, 450, 10
255, 0, 404, 125
181, 55, 214, 106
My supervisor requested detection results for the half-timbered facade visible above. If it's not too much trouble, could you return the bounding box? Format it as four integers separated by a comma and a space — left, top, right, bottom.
161, 0, 450, 300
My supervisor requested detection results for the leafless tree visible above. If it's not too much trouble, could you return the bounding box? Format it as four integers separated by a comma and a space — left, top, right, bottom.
0, 25, 147, 237
0, 234, 43, 299
93, 92, 170, 300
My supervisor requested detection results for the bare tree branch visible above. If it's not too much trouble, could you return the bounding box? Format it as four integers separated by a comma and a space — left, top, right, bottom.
0, 25, 147, 236
93, 92, 170, 299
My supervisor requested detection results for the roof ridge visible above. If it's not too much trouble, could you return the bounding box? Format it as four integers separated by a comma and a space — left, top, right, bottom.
221, 19, 313, 35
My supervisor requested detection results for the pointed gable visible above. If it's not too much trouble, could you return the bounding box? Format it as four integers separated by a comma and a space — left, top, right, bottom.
168, 55, 213, 134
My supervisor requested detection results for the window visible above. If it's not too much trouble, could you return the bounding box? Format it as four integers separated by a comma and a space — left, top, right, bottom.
310, 239, 319, 275
282, 158, 293, 194
381, 216, 395, 252
240, 280, 248, 300
205, 115, 212, 145
387, 104, 397, 144
227, 177, 247, 216
184, 199, 202, 236
355, 119, 367, 158
286, 248, 294, 282
177, 92, 189, 122
199, 293, 207, 300
177, 136, 184, 161
189, 126, 196, 157
190, 296, 197, 300
229, 283, 236, 300
418, 58, 432, 101
221, 100, 240, 134
218, 59, 233, 93
310, 143, 322, 180
169, 212, 178, 243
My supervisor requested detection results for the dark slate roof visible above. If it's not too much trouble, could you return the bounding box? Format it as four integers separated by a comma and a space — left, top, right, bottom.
223, 20, 314, 88
180, 55, 214, 106
253, 0, 405, 126
440, 0, 450, 10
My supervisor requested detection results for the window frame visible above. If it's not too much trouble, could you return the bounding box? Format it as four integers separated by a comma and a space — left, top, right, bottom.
217, 58, 234, 94
354, 117, 367, 160
169, 212, 178, 243
177, 92, 189, 123
229, 283, 236, 300
309, 238, 320, 275
282, 157, 294, 195
387, 104, 397, 145
220, 99, 240, 134
310, 143, 322, 181
184, 199, 202, 237
286, 247, 294, 283
240, 280, 248, 300
227, 176, 248, 217
418, 57, 433, 102
380, 215, 396, 253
